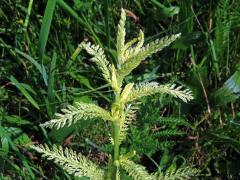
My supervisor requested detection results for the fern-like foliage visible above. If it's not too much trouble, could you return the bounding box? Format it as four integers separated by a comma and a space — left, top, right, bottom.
155, 117, 191, 127
31, 144, 104, 179
115, 8, 180, 77
41, 102, 113, 129
119, 103, 139, 143
154, 166, 199, 180
119, 152, 199, 180
121, 30, 145, 64
120, 152, 199, 180
117, 8, 126, 65
80, 42, 111, 83
126, 82, 193, 103
31, 8, 197, 180
129, 125, 177, 155
120, 158, 153, 180
119, 34, 181, 77
129, 98, 192, 155
153, 129, 185, 138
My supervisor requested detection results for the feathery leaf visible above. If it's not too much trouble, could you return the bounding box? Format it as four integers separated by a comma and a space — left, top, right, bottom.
31, 144, 104, 179
120, 159, 154, 180
153, 129, 185, 138
154, 166, 199, 180
119, 34, 181, 77
123, 38, 138, 55
119, 103, 139, 143
121, 30, 145, 64
155, 117, 191, 127
126, 82, 193, 103
80, 42, 111, 83
41, 102, 113, 129
120, 83, 135, 102
117, 8, 126, 64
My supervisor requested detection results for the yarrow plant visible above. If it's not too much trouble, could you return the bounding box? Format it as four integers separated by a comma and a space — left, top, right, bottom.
31, 9, 198, 180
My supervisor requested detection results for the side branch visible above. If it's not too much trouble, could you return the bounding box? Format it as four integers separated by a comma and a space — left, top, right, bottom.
31, 144, 104, 179
41, 102, 114, 129
125, 82, 193, 103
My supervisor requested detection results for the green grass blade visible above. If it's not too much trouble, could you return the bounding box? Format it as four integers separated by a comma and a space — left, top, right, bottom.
39, 0, 56, 58
23, 0, 34, 31
56, 0, 85, 25
14, 48, 42, 74
0, 45, 48, 86
10, 76, 40, 110
104, 0, 110, 48
0, 126, 35, 179
210, 39, 220, 79
38, 0, 57, 86
48, 52, 57, 117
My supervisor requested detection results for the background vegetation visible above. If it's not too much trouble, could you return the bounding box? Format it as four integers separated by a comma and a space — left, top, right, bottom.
0, 0, 240, 179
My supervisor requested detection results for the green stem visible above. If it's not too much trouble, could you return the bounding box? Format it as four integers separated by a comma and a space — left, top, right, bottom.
23, 0, 34, 31
113, 122, 120, 161
109, 92, 122, 179
110, 122, 120, 179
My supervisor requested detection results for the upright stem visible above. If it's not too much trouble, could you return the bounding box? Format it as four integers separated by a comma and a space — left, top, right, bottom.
109, 91, 122, 179
107, 122, 120, 180
23, 0, 34, 31
113, 122, 120, 161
